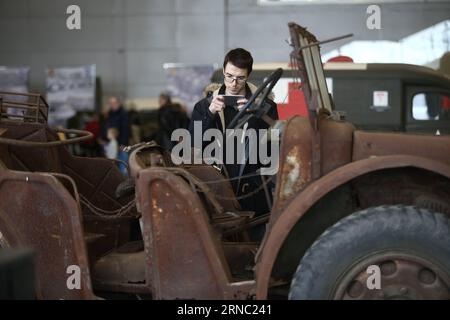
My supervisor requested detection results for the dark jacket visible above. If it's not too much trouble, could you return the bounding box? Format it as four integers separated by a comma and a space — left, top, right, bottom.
157, 103, 190, 151
189, 83, 278, 144
103, 106, 130, 146
189, 83, 278, 215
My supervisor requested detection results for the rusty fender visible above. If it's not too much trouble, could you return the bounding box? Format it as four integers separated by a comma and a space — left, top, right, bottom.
135, 167, 255, 300
0, 169, 94, 299
255, 154, 450, 299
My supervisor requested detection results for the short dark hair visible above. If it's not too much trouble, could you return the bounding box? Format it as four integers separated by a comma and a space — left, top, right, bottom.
223, 48, 253, 75
159, 91, 172, 103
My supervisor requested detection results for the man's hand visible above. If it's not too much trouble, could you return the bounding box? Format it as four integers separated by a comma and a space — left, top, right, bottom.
208, 95, 225, 114
237, 98, 248, 110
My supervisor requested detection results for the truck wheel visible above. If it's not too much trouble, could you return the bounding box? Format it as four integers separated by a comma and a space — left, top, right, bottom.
289, 205, 450, 300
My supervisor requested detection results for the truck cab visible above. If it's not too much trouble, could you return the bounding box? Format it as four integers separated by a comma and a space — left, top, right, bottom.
212, 61, 450, 135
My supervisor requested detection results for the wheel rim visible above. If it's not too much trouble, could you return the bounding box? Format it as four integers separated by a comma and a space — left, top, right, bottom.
333, 252, 450, 300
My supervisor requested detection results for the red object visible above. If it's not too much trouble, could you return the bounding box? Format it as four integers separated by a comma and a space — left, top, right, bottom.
441, 96, 450, 111
327, 55, 354, 63
277, 82, 308, 120
83, 120, 100, 145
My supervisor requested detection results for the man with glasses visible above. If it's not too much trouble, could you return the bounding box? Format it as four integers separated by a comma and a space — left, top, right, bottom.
188, 48, 278, 224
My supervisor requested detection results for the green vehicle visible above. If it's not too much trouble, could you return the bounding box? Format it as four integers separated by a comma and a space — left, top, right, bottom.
212, 62, 450, 135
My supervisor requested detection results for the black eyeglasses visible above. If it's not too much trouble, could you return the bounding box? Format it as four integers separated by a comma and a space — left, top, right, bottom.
224, 73, 247, 84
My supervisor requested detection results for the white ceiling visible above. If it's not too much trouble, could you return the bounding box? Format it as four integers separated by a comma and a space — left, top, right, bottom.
259, 0, 449, 5
321, 20, 450, 65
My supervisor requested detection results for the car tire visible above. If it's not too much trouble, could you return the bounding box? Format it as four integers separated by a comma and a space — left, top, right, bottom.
289, 205, 450, 300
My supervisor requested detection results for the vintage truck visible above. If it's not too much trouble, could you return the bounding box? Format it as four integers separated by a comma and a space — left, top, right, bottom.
0, 22, 449, 300
212, 59, 450, 135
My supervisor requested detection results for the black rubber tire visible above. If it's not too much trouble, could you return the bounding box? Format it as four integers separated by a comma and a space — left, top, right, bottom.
288, 205, 450, 300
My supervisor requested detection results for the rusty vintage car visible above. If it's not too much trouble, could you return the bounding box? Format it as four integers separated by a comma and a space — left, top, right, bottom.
0, 22, 449, 300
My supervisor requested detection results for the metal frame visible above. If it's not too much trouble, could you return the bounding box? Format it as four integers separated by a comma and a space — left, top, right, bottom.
0, 91, 49, 124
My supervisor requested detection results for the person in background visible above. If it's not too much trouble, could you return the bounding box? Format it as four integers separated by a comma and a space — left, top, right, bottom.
127, 103, 142, 145
156, 91, 190, 151
104, 127, 119, 160
81, 112, 102, 157
101, 96, 130, 175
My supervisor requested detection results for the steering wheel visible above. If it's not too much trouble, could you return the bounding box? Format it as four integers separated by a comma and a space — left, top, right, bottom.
226, 68, 283, 130
224, 68, 283, 196
0, 128, 93, 147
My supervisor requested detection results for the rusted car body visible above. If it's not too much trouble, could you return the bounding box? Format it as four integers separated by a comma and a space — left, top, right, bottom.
0, 22, 449, 300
